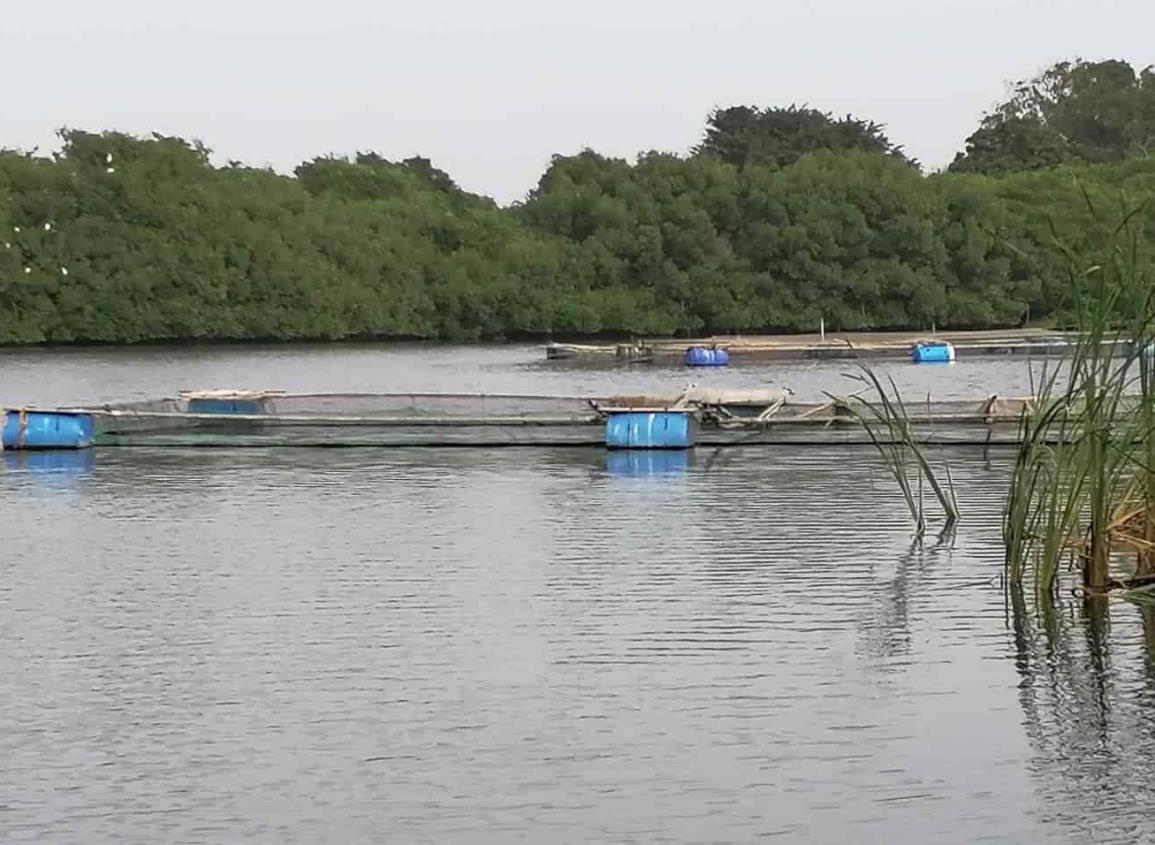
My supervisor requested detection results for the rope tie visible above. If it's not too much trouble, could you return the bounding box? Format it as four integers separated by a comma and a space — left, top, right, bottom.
17, 408, 28, 450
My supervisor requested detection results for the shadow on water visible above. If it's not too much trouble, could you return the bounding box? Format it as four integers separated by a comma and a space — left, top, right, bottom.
1009, 589, 1155, 840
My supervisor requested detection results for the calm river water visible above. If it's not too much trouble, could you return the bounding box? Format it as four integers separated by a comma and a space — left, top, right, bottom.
1, 344, 1153, 843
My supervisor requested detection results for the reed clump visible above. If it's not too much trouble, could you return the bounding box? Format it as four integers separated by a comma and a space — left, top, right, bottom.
849, 200, 1155, 603
1004, 201, 1155, 604
836, 366, 960, 537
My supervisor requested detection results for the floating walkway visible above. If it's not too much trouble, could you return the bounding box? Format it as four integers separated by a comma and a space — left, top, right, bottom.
2, 388, 1040, 450
545, 328, 1091, 362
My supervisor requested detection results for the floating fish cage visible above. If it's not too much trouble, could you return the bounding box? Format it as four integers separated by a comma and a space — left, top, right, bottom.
546, 330, 1092, 363
0, 388, 1055, 451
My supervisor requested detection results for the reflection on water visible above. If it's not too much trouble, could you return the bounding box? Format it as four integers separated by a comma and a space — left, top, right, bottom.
605, 449, 691, 477
1010, 590, 1155, 843
0, 445, 1152, 842
0, 342, 1052, 407
2, 449, 96, 484
857, 529, 958, 667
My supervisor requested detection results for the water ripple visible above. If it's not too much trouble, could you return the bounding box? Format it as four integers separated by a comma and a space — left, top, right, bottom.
0, 445, 1152, 843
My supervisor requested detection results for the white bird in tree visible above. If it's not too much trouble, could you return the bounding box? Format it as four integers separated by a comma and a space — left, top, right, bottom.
44, 222, 52, 231
23, 267, 31, 274
60, 267, 68, 276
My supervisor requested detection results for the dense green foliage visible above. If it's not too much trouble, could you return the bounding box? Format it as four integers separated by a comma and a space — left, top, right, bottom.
952, 59, 1155, 173
695, 105, 911, 168
1, 60, 1153, 344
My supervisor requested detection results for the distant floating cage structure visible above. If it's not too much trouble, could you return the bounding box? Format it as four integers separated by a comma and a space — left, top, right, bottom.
544, 328, 1105, 362
1, 388, 1056, 450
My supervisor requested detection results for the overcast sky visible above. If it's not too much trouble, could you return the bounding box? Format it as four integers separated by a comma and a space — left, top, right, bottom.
3, 0, 1152, 203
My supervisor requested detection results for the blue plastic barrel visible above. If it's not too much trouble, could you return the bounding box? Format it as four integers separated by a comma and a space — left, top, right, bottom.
685, 346, 729, 367
911, 342, 956, 364
187, 398, 266, 414
605, 412, 694, 449
2, 411, 95, 449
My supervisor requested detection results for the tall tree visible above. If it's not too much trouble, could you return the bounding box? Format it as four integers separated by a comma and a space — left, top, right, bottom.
694, 105, 912, 169
951, 59, 1155, 173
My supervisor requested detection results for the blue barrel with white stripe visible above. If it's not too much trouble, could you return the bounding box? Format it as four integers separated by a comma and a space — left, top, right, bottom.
911, 341, 956, 363
685, 346, 729, 367
2, 411, 95, 449
605, 412, 694, 449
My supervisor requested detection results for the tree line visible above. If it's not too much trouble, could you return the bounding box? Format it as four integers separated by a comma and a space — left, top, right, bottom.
0, 57, 1152, 344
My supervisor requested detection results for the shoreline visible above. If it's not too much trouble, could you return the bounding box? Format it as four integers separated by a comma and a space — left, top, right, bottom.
0, 326, 1068, 353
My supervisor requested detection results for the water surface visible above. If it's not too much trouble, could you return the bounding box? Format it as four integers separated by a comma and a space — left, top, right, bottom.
0, 341, 1049, 406
1, 345, 1151, 843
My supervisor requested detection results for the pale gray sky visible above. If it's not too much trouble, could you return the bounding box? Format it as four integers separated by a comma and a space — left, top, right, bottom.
3, 0, 1152, 203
